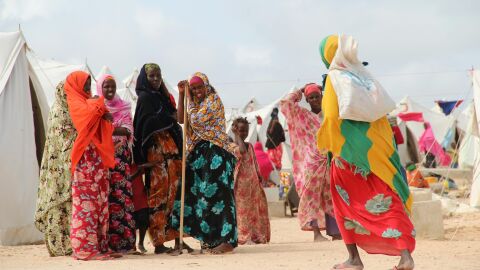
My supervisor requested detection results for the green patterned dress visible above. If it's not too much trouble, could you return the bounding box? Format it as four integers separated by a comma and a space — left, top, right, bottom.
34, 81, 77, 256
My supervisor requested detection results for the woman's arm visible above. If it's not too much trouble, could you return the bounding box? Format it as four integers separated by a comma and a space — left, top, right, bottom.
113, 127, 130, 137
177, 80, 188, 124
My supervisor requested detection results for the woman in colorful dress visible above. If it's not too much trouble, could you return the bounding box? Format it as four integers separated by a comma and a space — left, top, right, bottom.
97, 74, 136, 253
65, 71, 117, 260
35, 81, 77, 256
132, 63, 184, 254
173, 72, 239, 254
280, 83, 341, 241
317, 35, 415, 270
232, 117, 271, 245
265, 108, 285, 170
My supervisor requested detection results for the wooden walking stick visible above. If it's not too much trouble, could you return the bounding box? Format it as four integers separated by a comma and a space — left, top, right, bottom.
178, 83, 189, 252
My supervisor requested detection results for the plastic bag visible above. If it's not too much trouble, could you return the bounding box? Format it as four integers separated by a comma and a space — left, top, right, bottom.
329, 34, 396, 122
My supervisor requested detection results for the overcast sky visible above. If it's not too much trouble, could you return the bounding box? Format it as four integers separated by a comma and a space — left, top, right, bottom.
1, 0, 479, 108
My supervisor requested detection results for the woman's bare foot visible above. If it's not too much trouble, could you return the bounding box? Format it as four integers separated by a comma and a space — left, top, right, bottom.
331, 234, 343, 241
84, 254, 112, 261
138, 244, 147, 254
331, 261, 364, 269
154, 245, 172, 254
396, 250, 415, 270
313, 228, 328, 242
105, 252, 123, 259
208, 243, 234, 255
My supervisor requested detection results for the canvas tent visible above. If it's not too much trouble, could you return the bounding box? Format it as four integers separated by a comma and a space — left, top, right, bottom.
225, 86, 306, 170
0, 31, 48, 245
469, 69, 480, 208
28, 53, 88, 107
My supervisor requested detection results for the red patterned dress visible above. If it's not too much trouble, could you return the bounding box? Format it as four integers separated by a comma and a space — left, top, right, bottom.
70, 144, 110, 260
234, 143, 271, 244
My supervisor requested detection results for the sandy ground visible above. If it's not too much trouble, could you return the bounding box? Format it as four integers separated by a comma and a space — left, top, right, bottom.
1, 213, 479, 270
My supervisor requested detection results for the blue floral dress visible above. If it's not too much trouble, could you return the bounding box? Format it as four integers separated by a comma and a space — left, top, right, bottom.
171, 140, 238, 248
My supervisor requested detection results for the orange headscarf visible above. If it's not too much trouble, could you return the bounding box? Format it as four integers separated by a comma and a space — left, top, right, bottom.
64, 71, 115, 173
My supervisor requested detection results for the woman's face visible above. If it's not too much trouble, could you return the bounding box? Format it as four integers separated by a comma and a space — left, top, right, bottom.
306, 92, 322, 112
146, 68, 162, 90
83, 77, 92, 96
190, 82, 207, 101
102, 78, 117, 100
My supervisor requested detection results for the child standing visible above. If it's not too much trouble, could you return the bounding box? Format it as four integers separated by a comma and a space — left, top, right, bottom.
232, 117, 271, 245
129, 162, 158, 253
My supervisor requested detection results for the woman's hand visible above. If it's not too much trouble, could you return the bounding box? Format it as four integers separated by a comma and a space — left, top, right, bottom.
103, 112, 113, 122
177, 80, 188, 96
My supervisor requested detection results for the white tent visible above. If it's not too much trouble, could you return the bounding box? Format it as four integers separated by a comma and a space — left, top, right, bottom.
241, 97, 261, 113
28, 53, 87, 107
469, 69, 480, 208
0, 31, 48, 245
393, 96, 454, 145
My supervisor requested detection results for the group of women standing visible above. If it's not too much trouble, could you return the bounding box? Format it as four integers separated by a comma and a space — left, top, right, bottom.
35, 64, 271, 260
33, 33, 415, 269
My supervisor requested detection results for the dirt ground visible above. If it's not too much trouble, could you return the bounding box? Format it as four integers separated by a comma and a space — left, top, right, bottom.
1, 212, 479, 270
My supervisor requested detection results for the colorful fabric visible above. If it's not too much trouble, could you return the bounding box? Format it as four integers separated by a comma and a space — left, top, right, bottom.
304, 84, 322, 96
330, 158, 415, 256
133, 64, 181, 165
186, 72, 237, 155
267, 145, 283, 170
108, 135, 136, 252
171, 140, 238, 249
234, 143, 270, 244
131, 164, 148, 212
418, 122, 452, 166
397, 112, 424, 122
317, 37, 413, 213
35, 81, 76, 256
253, 142, 273, 182
70, 144, 110, 260
319, 35, 339, 69
436, 100, 463, 116
64, 71, 115, 173
146, 131, 182, 247
406, 169, 429, 188
97, 74, 133, 145
189, 75, 204, 86
280, 89, 335, 231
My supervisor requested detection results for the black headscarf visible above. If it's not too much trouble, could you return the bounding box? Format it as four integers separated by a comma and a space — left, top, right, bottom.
265, 108, 285, 149
132, 64, 182, 166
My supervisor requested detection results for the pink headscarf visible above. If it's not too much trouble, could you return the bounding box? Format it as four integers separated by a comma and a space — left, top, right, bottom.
97, 74, 133, 144
304, 84, 321, 97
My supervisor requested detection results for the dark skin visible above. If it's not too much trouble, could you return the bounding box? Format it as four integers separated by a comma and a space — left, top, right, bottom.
176, 80, 207, 124
231, 122, 248, 155
300, 85, 343, 242
101, 79, 130, 137
146, 68, 177, 122
127, 161, 160, 254
142, 74, 193, 254
85, 76, 113, 122
176, 79, 234, 255
232, 122, 271, 185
